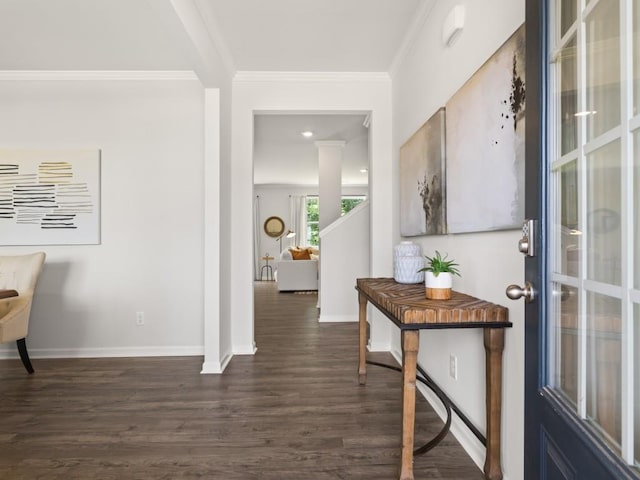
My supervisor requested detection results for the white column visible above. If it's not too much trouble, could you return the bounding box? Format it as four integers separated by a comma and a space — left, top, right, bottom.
316, 140, 345, 230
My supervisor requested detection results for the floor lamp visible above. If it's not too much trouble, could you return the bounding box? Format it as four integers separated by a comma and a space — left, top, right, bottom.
278, 230, 296, 252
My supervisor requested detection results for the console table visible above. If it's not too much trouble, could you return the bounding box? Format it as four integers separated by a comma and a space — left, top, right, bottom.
356, 278, 511, 480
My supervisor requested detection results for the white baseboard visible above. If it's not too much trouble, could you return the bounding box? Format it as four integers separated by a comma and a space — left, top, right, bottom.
232, 343, 257, 355
368, 340, 391, 352
0, 345, 204, 359
201, 352, 232, 374
318, 314, 357, 323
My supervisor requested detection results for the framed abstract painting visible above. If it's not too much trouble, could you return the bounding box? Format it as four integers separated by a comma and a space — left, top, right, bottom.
445, 25, 526, 234
0, 149, 101, 245
399, 107, 446, 237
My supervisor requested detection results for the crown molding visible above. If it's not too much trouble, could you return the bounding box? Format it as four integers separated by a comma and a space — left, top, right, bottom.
0, 70, 200, 81
233, 71, 390, 83
388, 0, 437, 79
314, 140, 346, 148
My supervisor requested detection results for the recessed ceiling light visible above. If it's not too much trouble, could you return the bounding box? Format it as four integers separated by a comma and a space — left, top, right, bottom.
360, 168, 368, 173
301, 131, 314, 138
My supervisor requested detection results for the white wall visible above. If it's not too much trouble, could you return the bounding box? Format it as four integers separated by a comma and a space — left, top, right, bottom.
0, 76, 206, 358
232, 72, 394, 355
392, 1, 525, 479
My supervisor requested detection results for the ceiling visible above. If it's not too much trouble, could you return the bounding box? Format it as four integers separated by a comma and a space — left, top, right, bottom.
196, 0, 424, 72
254, 114, 369, 186
0, 0, 428, 185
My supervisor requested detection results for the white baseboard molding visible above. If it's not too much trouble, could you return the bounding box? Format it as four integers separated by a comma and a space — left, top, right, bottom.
201, 352, 233, 374
0, 345, 204, 359
368, 340, 391, 352
232, 344, 257, 355
318, 314, 357, 323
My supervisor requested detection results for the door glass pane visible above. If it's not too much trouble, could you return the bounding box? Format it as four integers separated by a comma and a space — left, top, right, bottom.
561, 0, 577, 38
560, 37, 578, 155
586, 292, 622, 450
559, 161, 580, 276
586, 0, 621, 139
634, 0, 640, 116
587, 140, 621, 285
552, 284, 579, 407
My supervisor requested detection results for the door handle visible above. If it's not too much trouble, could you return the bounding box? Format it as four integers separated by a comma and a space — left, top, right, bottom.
505, 282, 536, 303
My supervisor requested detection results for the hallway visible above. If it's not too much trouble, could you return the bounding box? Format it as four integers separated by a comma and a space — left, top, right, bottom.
0, 282, 482, 479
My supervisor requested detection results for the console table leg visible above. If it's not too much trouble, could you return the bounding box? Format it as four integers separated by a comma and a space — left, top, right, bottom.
484, 328, 505, 480
400, 330, 419, 480
358, 293, 368, 385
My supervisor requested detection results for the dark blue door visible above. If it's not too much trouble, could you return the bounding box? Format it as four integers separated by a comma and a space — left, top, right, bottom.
524, 1, 640, 478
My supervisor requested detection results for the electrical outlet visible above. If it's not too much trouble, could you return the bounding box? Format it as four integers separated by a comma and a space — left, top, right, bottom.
449, 354, 458, 380
136, 311, 145, 326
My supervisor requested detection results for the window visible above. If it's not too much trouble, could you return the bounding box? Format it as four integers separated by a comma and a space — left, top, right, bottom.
305, 195, 366, 246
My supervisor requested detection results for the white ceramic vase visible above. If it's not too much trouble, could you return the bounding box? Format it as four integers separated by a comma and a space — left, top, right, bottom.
394, 241, 424, 284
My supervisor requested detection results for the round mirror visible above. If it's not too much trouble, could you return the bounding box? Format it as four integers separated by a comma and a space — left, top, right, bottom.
264, 216, 285, 238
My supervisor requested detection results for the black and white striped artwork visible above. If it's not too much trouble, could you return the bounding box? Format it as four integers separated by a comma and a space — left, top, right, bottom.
0, 150, 100, 245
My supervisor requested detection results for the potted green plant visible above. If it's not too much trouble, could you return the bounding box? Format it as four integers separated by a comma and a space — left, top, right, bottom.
418, 251, 461, 300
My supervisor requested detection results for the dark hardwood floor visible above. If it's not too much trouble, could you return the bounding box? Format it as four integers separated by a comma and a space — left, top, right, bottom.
0, 282, 483, 479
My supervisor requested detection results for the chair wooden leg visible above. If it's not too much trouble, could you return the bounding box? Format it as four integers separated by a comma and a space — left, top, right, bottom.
16, 338, 34, 374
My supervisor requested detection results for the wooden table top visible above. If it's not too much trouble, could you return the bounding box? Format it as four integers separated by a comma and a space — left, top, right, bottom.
356, 278, 511, 329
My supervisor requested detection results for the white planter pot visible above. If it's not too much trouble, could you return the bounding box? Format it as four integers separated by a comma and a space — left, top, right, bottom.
425, 271, 452, 300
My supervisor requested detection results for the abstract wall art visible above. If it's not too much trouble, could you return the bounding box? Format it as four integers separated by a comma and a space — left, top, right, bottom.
0, 149, 100, 245
399, 107, 446, 236
445, 24, 526, 234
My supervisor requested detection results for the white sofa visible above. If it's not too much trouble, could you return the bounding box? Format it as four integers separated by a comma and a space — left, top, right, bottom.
275, 249, 318, 291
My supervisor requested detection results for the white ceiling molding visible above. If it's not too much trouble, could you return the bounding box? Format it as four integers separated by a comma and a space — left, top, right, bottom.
388, 0, 437, 79
0, 71, 199, 81
233, 71, 391, 83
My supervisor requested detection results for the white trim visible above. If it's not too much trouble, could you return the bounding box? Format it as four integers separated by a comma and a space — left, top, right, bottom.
388, 0, 437, 78
619, 0, 635, 461
318, 314, 358, 323
202, 88, 222, 374
368, 339, 391, 352
630, 290, 640, 303
583, 279, 624, 299
314, 140, 346, 148
201, 353, 232, 374
551, 150, 579, 170
550, 273, 580, 288
0, 71, 199, 81
583, 125, 622, 155
630, 114, 640, 132
233, 71, 391, 83
0, 346, 204, 359
232, 344, 258, 355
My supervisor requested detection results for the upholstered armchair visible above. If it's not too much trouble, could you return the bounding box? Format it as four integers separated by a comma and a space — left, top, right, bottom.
0, 252, 46, 373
